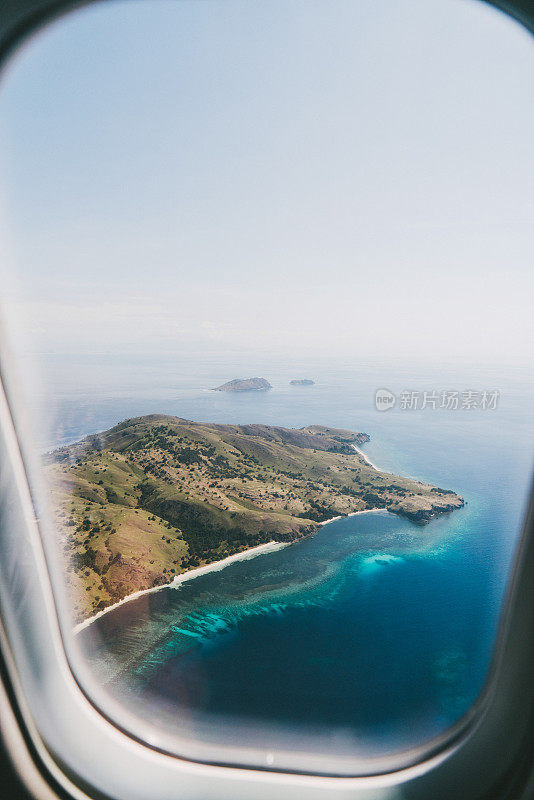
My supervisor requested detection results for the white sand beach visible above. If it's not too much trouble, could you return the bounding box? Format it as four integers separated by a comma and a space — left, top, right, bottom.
73, 540, 289, 634
320, 508, 388, 526
351, 443, 385, 472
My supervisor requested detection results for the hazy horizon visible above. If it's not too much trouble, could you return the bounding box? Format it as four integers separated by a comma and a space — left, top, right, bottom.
1, 0, 534, 370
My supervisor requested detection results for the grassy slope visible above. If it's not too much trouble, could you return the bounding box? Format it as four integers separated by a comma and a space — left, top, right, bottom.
47, 415, 464, 622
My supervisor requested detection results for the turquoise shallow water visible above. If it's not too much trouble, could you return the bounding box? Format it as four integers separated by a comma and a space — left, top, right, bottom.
71, 359, 533, 755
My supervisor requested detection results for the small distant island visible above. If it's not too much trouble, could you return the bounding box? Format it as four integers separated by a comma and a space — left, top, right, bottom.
47, 415, 464, 623
290, 379, 315, 386
214, 377, 272, 392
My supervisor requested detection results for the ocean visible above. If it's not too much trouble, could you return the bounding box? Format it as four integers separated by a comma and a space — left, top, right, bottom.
44, 354, 533, 760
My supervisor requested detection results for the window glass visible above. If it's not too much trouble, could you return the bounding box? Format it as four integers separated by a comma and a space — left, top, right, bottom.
0, 0, 533, 768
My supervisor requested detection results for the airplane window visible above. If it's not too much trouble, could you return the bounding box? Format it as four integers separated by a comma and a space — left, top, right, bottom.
0, 0, 533, 775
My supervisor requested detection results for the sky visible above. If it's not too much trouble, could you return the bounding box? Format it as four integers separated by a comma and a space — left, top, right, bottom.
0, 0, 533, 367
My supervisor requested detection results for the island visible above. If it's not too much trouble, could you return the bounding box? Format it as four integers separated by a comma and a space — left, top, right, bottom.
214, 377, 271, 392
290, 379, 315, 386
46, 414, 464, 622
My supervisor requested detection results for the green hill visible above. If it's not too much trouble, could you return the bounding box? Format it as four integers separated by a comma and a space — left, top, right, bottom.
46, 415, 464, 622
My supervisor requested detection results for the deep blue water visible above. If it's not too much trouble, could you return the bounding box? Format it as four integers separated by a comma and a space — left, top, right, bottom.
68, 357, 533, 756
